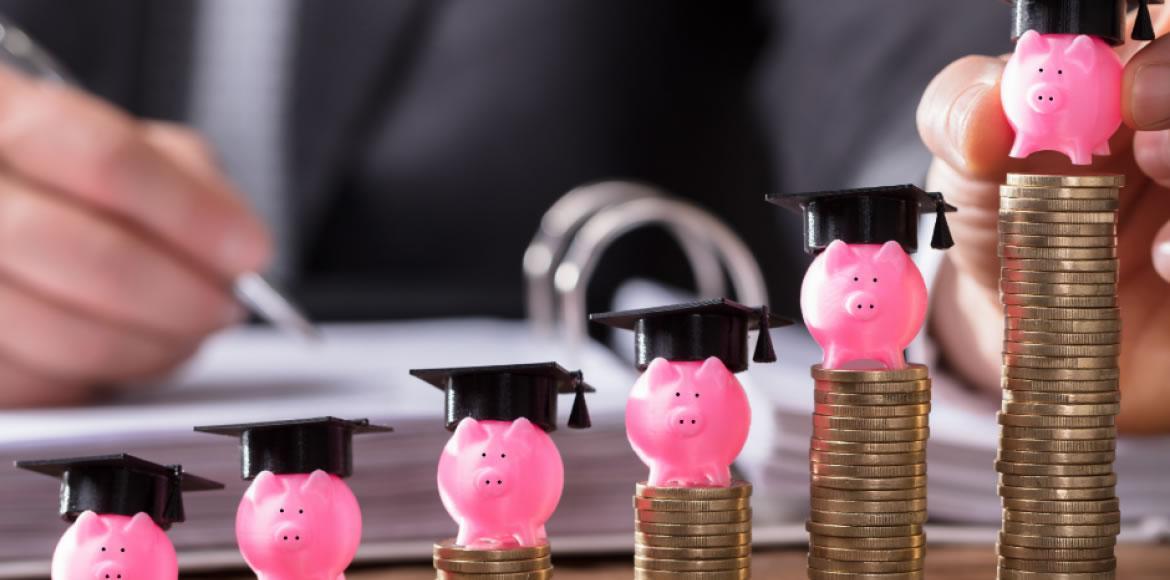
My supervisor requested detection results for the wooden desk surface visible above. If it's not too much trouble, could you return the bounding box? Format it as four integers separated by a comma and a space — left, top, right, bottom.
334, 545, 1170, 580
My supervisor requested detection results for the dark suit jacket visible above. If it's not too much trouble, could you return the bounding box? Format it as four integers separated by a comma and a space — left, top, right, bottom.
0, 0, 1009, 322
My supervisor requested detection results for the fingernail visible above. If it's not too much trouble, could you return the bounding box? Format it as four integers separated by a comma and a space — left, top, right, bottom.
219, 224, 272, 273
1154, 239, 1170, 282
946, 83, 994, 170
1131, 64, 1170, 129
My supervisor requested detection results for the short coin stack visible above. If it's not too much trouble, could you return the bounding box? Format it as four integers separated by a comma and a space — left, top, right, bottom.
807, 364, 931, 580
433, 539, 553, 580
997, 173, 1123, 579
633, 481, 753, 579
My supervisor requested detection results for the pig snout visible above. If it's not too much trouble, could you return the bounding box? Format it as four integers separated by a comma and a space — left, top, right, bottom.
845, 291, 879, 322
473, 467, 510, 498
1027, 83, 1064, 114
273, 522, 308, 552
668, 406, 705, 438
93, 561, 124, 579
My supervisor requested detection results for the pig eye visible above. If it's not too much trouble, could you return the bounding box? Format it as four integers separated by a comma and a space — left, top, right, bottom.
1039, 67, 1044, 73
119, 548, 125, 553
1058, 69, 1063, 75
100, 547, 106, 552
853, 277, 859, 282
279, 508, 285, 513
481, 452, 487, 457
500, 453, 506, 458
694, 393, 700, 398
298, 509, 304, 514
675, 392, 680, 397
873, 277, 878, 283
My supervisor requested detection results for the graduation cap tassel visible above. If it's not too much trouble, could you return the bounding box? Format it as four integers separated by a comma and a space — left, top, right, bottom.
567, 372, 591, 429
753, 306, 777, 364
1134, 0, 1156, 41
162, 466, 185, 529
930, 194, 955, 250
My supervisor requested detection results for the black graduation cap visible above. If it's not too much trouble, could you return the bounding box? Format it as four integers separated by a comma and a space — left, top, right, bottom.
14, 454, 222, 530
589, 298, 793, 373
409, 362, 595, 432
194, 417, 392, 480
1007, 0, 1163, 44
766, 184, 957, 255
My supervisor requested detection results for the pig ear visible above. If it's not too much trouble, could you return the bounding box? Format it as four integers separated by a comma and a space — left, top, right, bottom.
74, 511, 109, 537
1065, 35, 1098, 72
450, 417, 488, 454
246, 470, 284, 503
695, 357, 730, 386
644, 357, 680, 385
502, 417, 538, 448
822, 240, 855, 275
874, 241, 907, 275
1016, 29, 1049, 57
123, 513, 158, 539
300, 470, 334, 499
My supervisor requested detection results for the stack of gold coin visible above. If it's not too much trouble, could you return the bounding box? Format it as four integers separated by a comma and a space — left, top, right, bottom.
433, 539, 553, 580
997, 173, 1123, 579
633, 481, 753, 579
807, 364, 931, 580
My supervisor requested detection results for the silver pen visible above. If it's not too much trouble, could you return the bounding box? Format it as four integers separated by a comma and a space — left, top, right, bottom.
0, 15, 321, 341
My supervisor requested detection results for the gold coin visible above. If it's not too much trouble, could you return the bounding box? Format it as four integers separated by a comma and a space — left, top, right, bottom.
999, 436, 1116, 452
812, 428, 929, 443
996, 413, 1114, 428
999, 556, 1116, 573
1003, 510, 1120, 525
810, 438, 927, 454
436, 570, 553, 580
998, 544, 1116, 561
1001, 498, 1119, 513
998, 486, 1116, 501
997, 568, 1114, 580
1001, 281, 1116, 297
1002, 269, 1117, 283
812, 415, 930, 430
812, 474, 927, 491
809, 533, 925, 550
810, 486, 926, 501
998, 531, 1117, 549
1001, 426, 1118, 441
434, 556, 552, 573
809, 509, 927, 527
999, 473, 1117, 489
1002, 354, 1118, 370
810, 497, 927, 513
636, 481, 752, 500
1001, 402, 1120, 416
636, 508, 750, 525
1001, 293, 1117, 308
634, 497, 750, 512
809, 545, 926, 562
805, 521, 924, 538
814, 390, 932, 406
999, 198, 1119, 211
1005, 391, 1120, 406
1002, 521, 1121, 537
998, 210, 1116, 224
811, 364, 930, 382
1000, 258, 1118, 272
1001, 377, 1119, 392
807, 570, 923, 580
807, 556, 922, 573
635, 544, 751, 560
811, 463, 926, 478
1004, 305, 1120, 319
634, 532, 751, 548
999, 185, 1119, 199
1003, 366, 1120, 381
997, 449, 1116, 465
999, 234, 1117, 248
813, 403, 931, 418
810, 450, 927, 466
634, 521, 752, 536
815, 379, 932, 394
633, 569, 750, 580
633, 555, 748, 572
999, 221, 1117, 236
1003, 342, 1121, 357
433, 539, 551, 562
996, 461, 1113, 477
1005, 173, 1125, 188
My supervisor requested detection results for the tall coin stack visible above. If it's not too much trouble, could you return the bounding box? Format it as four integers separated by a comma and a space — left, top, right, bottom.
433, 539, 553, 580
807, 364, 931, 580
633, 481, 753, 579
996, 173, 1123, 579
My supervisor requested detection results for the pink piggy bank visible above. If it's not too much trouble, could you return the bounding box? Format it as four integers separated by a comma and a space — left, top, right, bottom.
236, 470, 362, 580
437, 417, 564, 548
626, 357, 751, 488
801, 240, 926, 370
1002, 31, 1122, 165
51, 511, 178, 580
